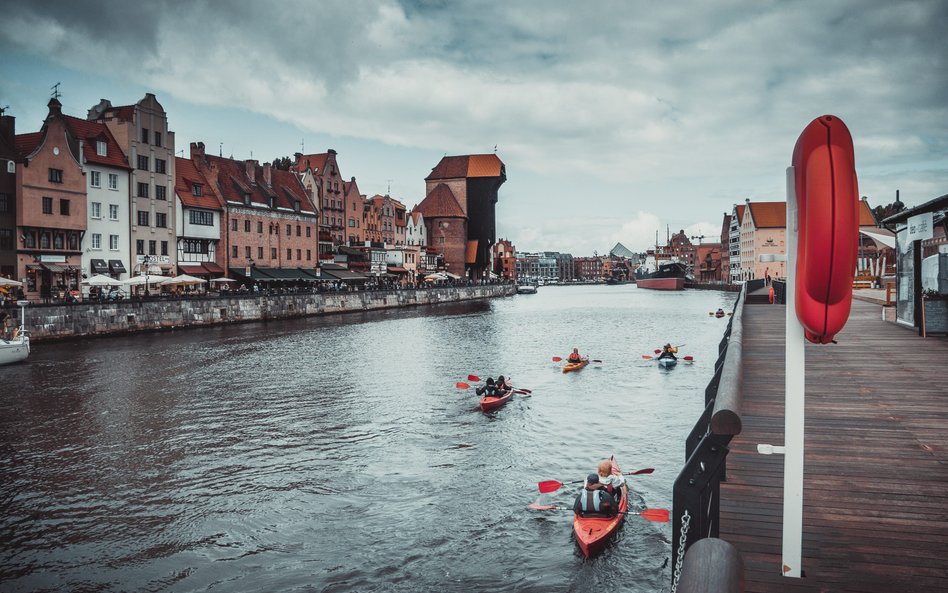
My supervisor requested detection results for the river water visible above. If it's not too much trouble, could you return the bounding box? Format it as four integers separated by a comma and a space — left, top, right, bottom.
1, 284, 737, 593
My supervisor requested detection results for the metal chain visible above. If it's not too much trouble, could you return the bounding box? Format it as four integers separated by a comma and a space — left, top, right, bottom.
670, 510, 691, 593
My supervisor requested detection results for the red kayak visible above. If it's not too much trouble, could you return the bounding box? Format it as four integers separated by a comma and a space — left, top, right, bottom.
480, 387, 514, 412
573, 458, 628, 557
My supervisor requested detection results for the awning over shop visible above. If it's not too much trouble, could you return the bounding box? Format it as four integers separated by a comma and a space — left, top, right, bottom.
322, 269, 370, 282
387, 267, 409, 274
91, 259, 109, 274
108, 260, 126, 274
178, 264, 207, 276
202, 262, 225, 274
42, 263, 68, 273
860, 228, 896, 249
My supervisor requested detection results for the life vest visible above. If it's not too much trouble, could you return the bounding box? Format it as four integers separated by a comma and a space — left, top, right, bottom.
568, 354, 582, 363
579, 489, 604, 514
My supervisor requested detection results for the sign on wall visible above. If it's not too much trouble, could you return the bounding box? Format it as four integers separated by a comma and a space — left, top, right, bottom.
907, 212, 934, 242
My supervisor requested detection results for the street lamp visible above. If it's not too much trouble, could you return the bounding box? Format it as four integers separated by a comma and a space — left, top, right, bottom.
142, 255, 151, 297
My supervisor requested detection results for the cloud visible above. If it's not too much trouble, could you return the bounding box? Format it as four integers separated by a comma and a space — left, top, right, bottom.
2, 0, 946, 254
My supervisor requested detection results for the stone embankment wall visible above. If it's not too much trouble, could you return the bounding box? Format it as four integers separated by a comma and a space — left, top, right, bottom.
24, 285, 515, 342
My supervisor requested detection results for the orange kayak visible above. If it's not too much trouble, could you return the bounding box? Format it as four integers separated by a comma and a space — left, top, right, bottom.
479, 388, 514, 412
573, 461, 628, 557
562, 358, 589, 373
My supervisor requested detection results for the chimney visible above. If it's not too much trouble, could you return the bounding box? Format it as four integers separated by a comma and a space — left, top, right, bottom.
263, 162, 272, 186
47, 98, 63, 117
190, 141, 205, 160
245, 159, 258, 184
0, 115, 15, 149
328, 148, 337, 155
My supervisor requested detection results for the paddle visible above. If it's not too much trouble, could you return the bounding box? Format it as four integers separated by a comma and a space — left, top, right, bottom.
538, 468, 655, 493
642, 355, 653, 359
527, 504, 669, 522
468, 374, 481, 382
683, 356, 694, 362
456, 382, 471, 389
458, 382, 532, 396
552, 356, 563, 362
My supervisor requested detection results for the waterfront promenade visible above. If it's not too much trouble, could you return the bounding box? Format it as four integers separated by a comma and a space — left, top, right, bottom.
719, 298, 947, 592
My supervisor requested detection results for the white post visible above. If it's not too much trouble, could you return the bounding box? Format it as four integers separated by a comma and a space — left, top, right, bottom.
783, 167, 805, 577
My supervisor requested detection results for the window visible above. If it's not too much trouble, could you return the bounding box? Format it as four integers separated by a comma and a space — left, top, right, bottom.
245, 246, 251, 258
192, 184, 202, 196
155, 212, 167, 228
293, 200, 300, 213
0, 193, 8, 213
306, 226, 311, 237
154, 131, 162, 147
296, 225, 301, 237
141, 128, 149, 143
48, 168, 63, 183
90, 171, 101, 188
91, 233, 101, 249
155, 159, 166, 174
243, 193, 250, 205
258, 247, 264, 259
54, 233, 64, 249
137, 182, 149, 198
110, 235, 119, 250
231, 219, 237, 231
136, 240, 144, 255
161, 241, 168, 256
189, 210, 214, 226
271, 248, 277, 259
108, 173, 118, 190
306, 249, 311, 261
296, 249, 301, 260
323, 216, 329, 225
96, 140, 107, 156
91, 202, 101, 219
257, 221, 263, 233
60, 199, 70, 215
149, 240, 156, 255
40, 232, 50, 249
24, 232, 35, 248
286, 224, 291, 236
244, 220, 251, 232
232, 246, 238, 258
155, 185, 167, 200
109, 204, 119, 220
0, 229, 11, 251
137, 155, 149, 170
137, 211, 150, 226
287, 248, 292, 260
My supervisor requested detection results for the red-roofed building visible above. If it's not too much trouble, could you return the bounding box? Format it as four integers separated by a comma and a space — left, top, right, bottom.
292, 150, 345, 248
174, 156, 226, 277
14, 99, 87, 300
88, 94, 177, 277
695, 243, 724, 283
60, 114, 133, 281
728, 204, 745, 282
493, 238, 517, 281
740, 199, 787, 281
342, 177, 364, 245
189, 142, 318, 280
421, 154, 506, 279
720, 213, 732, 283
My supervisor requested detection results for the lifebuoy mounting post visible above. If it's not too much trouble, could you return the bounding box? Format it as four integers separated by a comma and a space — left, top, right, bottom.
782, 115, 859, 578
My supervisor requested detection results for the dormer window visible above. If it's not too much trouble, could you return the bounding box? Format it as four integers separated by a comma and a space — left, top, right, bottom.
96, 140, 107, 156
269, 197, 276, 209
293, 200, 301, 213
243, 192, 251, 205
192, 183, 203, 196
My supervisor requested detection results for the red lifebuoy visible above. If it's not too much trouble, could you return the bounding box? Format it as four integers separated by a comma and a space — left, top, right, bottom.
792, 115, 859, 344
769, 286, 775, 304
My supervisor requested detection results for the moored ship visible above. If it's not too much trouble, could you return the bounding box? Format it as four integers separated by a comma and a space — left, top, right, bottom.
635, 261, 688, 290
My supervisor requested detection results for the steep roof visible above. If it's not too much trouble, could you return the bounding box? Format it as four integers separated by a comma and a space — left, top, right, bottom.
610, 242, 636, 258
292, 152, 332, 175
734, 204, 745, 224
15, 132, 43, 157
858, 199, 877, 226
747, 201, 786, 228
425, 154, 505, 180
409, 211, 424, 225
175, 157, 224, 210
62, 115, 130, 170
201, 154, 315, 214
414, 183, 466, 218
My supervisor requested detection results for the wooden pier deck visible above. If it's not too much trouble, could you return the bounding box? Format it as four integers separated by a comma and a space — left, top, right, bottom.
719, 299, 948, 593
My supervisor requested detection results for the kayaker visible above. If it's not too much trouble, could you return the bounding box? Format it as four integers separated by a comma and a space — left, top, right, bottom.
495, 375, 511, 394
476, 378, 497, 397
567, 348, 583, 363
658, 343, 678, 361
596, 459, 626, 497
573, 473, 618, 517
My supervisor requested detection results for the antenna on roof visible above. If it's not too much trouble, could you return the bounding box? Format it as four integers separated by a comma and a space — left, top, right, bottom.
51, 82, 62, 100
219, 142, 223, 157
301, 137, 305, 153
493, 144, 497, 153
387, 179, 393, 194
0, 105, 8, 116
250, 150, 253, 160
177, 149, 184, 157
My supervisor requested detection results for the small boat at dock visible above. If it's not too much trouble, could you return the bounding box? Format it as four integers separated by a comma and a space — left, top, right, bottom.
0, 302, 31, 366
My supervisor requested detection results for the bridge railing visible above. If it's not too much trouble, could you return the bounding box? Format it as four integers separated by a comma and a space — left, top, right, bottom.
671, 283, 747, 590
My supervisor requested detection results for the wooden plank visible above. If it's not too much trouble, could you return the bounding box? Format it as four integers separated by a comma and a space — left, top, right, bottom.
715, 300, 948, 593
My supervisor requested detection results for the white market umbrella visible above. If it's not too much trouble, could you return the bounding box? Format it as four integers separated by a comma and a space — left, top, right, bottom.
81, 274, 121, 286
123, 275, 170, 287
164, 274, 207, 286
209, 277, 236, 283
0, 277, 22, 287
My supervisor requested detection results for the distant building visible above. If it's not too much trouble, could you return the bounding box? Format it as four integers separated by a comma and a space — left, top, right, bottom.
720, 213, 732, 282
728, 204, 745, 282
422, 154, 506, 279
292, 149, 345, 248
695, 243, 724, 283
574, 256, 603, 281
174, 156, 225, 278
741, 200, 787, 281
493, 238, 517, 281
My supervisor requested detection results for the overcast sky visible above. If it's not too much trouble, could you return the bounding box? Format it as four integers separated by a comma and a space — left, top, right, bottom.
2, 0, 946, 254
